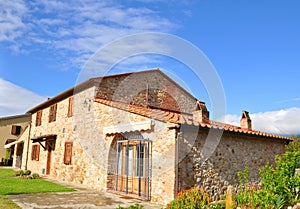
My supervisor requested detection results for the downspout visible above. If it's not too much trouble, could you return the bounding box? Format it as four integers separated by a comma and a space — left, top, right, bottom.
24, 115, 32, 170
174, 124, 182, 198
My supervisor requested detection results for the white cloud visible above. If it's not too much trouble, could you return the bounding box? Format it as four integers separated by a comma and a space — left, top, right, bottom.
0, 0, 27, 43
0, 78, 46, 117
223, 108, 300, 136
0, 0, 176, 67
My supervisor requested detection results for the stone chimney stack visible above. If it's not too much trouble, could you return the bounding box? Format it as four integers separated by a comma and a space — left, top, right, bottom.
240, 110, 252, 131
193, 101, 210, 124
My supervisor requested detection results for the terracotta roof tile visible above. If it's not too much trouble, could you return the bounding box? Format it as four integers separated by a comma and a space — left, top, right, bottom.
94, 97, 290, 141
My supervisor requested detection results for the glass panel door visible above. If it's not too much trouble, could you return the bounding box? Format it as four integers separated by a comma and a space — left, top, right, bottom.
115, 140, 151, 199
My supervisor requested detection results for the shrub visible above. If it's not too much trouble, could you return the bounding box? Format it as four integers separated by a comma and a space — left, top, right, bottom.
31, 173, 40, 179
286, 136, 300, 152
15, 170, 22, 176
166, 187, 211, 209
236, 151, 300, 209
24, 170, 31, 176
116, 204, 144, 209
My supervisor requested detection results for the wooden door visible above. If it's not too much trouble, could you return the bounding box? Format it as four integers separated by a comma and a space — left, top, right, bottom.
46, 150, 52, 175
46, 139, 56, 175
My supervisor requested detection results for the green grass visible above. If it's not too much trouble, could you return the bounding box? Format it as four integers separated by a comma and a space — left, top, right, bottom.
0, 195, 21, 209
0, 178, 75, 195
0, 168, 75, 208
0, 168, 75, 195
0, 168, 15, 177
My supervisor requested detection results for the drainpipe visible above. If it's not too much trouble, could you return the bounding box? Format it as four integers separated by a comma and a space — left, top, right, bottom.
24, 116, 32, 170
174, 124, 182, 198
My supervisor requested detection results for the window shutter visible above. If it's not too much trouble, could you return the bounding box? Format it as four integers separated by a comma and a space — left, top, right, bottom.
35, 145, 40, 161
11, 125, 17, 135
54, 103, 57, 121
64, 142, 73, 165
49, 104, 57, 122
31, 145, 36, 160
36, 111, 42, 126
31, 145, 40, 161
68, 97, 73, 117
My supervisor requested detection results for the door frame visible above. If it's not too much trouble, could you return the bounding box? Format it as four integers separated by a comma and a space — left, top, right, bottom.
115, 139, 151, 200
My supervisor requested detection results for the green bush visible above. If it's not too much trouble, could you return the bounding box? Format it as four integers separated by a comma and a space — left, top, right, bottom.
286, 136, 300, 152
236, 151, 300, 209
166, 187, 211, 209
116, 204, 144, 209
24, 170, 31, 176
31, 173, 40, 179
15, 170, 22, 176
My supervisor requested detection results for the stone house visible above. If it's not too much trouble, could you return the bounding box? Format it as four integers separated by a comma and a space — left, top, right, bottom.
0, 114, 30, 167
14, 69, 289, 205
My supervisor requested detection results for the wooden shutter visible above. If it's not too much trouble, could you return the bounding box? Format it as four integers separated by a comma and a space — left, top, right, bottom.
36, 110, 42, 126
49, 104, 57, 122
68, 97, 73, 117
35, 145, 40, 161
11, 125, 21, 135
31, 145, 35, 160
64, 142, 73, 165
31, 145, 40, 161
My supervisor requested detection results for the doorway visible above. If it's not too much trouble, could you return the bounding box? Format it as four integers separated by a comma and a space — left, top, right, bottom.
46, 139, 56, 175
115, 139, 151, 199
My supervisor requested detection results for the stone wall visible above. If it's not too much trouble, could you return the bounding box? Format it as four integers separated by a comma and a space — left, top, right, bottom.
26, 85, 179, 205
177, 126, 286, 201
93, 101, 178, 205
94, 70, 197, 114
27, 87, 108, 190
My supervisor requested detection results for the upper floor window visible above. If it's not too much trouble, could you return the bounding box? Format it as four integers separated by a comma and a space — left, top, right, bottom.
49, 104, 57, 123
11, 125, 21, 135
36, 110, 42, 126
67, 97, 73, 117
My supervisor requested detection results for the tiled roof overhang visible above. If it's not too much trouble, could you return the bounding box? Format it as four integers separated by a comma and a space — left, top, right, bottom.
94, 97, 291, 142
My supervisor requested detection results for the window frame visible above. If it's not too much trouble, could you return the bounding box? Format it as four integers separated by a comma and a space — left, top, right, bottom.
11, 125, 21, 135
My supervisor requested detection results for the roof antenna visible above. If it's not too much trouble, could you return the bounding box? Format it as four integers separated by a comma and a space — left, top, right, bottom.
146, 84, 149, 107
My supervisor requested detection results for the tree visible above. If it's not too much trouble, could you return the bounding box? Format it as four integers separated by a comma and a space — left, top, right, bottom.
286, 135, 300, 152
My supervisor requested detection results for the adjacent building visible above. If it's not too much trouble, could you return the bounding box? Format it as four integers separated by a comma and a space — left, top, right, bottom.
6, 69, 290, 205
0, 114, 30, 167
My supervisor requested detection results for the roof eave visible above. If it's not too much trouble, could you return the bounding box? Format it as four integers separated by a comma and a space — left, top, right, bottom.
27, 79, 94, 114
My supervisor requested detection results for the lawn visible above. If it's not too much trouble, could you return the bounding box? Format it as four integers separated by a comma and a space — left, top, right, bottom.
0, 195, 21, 209
0, 168, 75, 208
0, 168, 75, 195
0, 168, 15, 177
0, 178, 75, 195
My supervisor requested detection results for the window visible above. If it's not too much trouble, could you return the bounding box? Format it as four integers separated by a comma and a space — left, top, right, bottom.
49, 104, 57, 122
64, 142, 73, 165
31, 145, 40, 161
36, 110, 42, 126
11, 125, 21, 135
67, 97, 73, 117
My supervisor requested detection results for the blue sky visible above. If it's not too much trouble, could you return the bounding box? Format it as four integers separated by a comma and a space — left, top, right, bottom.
0, 0, 299, 135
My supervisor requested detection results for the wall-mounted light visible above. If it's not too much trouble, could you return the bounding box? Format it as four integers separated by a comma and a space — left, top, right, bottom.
83, 99, 93, 111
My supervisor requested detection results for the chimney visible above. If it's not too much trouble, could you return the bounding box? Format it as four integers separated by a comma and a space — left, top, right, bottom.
193, 101, 210, 124
240, 110, 252, 131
